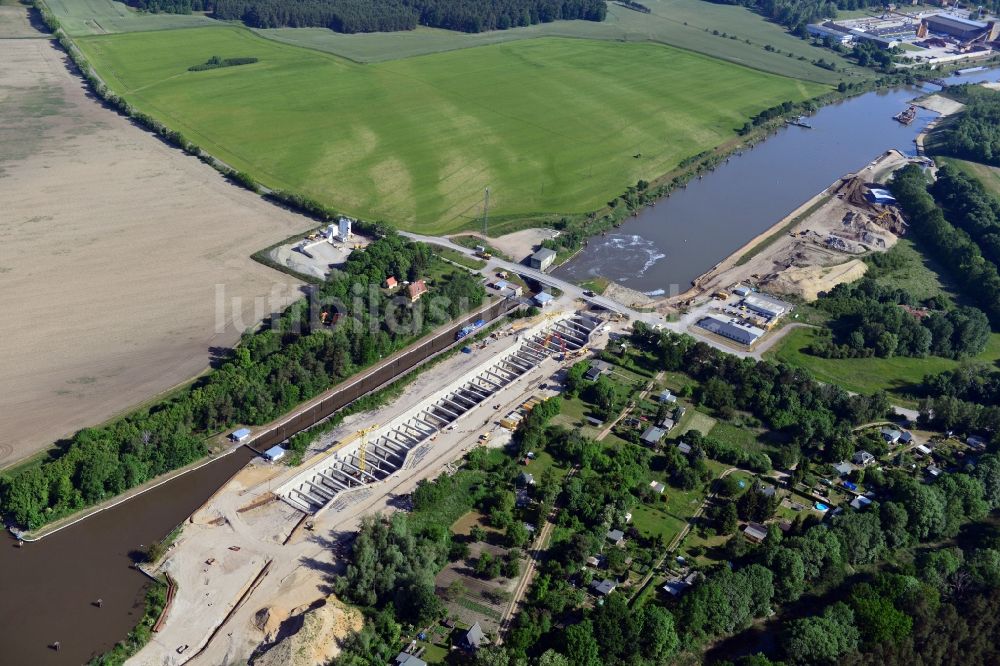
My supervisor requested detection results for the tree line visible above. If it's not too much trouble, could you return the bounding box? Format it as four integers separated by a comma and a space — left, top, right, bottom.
126, 0, 607, 33
936, 85, 1000, 167
890, 163, 1000, 326
188, 55, 258, 72
1, 232, 485, 530
703, 0, 885, 33
806, 276, 990, 360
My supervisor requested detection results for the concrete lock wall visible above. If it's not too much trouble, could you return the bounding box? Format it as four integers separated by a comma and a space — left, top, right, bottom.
275, 311, 580, 513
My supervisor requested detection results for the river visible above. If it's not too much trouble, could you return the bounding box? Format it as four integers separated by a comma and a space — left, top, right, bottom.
555, 68, 1000, 295
0, 448, 253, 666
2, 66, 997, 666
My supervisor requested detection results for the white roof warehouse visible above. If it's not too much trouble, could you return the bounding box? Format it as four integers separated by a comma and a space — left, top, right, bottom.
743, 293, 789, 320
697, 315, 764, 346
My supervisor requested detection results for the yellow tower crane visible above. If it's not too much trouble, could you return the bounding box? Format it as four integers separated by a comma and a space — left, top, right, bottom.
357, 424, 379, 475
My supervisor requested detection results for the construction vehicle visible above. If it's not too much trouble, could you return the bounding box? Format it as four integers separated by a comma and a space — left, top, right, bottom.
355, 424, 379, 476
456, 319, 486, 341
541, 330, 568, 359
474, 245, 492, 260
713, 291, 729, 300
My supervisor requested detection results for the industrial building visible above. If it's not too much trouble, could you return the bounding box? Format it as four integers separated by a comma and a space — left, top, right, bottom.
696, 315, 764, 347
918, 13, 999, 42
812, 9, 999, 59
529, 247, 557, 271
263, 445, 285, 462
807, 22, 854, 44
742, 293, 790, 320
533, 291, 554, 307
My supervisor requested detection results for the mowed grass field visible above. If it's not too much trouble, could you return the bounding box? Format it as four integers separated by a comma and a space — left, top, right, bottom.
769, 327, 1000, 403
256, 0, 865, 84
45, 0, 216, 35
78, 26, 826, 233
45, 0, 864, 84
938, 157, 1000, 198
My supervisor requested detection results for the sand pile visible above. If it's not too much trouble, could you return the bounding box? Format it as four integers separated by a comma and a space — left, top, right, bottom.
767, 259, 867, 301
252, 598, 362, 666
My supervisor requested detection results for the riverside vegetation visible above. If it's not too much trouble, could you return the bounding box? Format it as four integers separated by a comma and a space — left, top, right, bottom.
0, 232, 485, 530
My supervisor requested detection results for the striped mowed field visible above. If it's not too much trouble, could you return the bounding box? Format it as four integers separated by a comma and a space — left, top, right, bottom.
79, 27, 826, 233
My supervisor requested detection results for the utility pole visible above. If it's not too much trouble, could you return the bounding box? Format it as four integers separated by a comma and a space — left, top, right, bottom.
482, 187, 490, 237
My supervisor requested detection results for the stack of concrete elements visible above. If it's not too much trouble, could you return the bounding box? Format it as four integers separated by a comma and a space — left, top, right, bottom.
276, 313, 600, 514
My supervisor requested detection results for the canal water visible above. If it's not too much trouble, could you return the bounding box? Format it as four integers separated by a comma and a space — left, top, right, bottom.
0, 448, 253, 666
555, 69, 1000, 294
1, 68, 997, 666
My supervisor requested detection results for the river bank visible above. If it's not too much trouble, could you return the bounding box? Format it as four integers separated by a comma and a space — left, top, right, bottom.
14, 442, 247, 541
0, 448, 255, 666
556, 66, 1000, 294
664, 148, 909, 307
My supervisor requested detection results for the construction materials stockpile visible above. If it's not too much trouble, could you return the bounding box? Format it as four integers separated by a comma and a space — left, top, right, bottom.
832, 173, 907, 235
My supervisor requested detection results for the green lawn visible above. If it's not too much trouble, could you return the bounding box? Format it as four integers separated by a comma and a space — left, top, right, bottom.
522, 450, 568, 482
709, 422, 761, 451
669, 410, 718, 439
938, 157, 1000, 199
868, 238, 961, 303
551, 394, 604, 437
435, 247, 486, 271
630, 502, 689, 543
253, 0, 863, 84
77, 26, 827, 233
769, 327, 1000, 401
44, 0, 216, 35
417, 643, 449, 664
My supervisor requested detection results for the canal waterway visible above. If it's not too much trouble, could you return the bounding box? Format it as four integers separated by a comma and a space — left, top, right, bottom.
0, 448, 253, 666
2, 67, 997, 666
555, 69, 1000, 294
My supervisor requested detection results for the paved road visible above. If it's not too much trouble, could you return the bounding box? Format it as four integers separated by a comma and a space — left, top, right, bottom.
400, 233, 762, 356
405, 233, 926, 424
401, 232, 648, 319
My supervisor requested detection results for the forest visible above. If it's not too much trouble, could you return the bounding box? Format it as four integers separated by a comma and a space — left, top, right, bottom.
0, 232, 485, 530
806, 277, 990, 360
330, 323, 1000, 665
936, 85, 1000, 166
704, 0, 886, 32
125, 0, 607, 33
890, 164, 1000, 326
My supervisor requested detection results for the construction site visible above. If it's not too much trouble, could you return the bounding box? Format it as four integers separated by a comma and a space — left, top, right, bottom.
678, 150, 912, 309
267, 217, 370, 280
131, 308, 611, 665
276, 312, 598, 515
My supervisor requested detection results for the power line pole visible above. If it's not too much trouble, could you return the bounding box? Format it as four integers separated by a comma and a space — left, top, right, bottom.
482, 187, 490, 237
